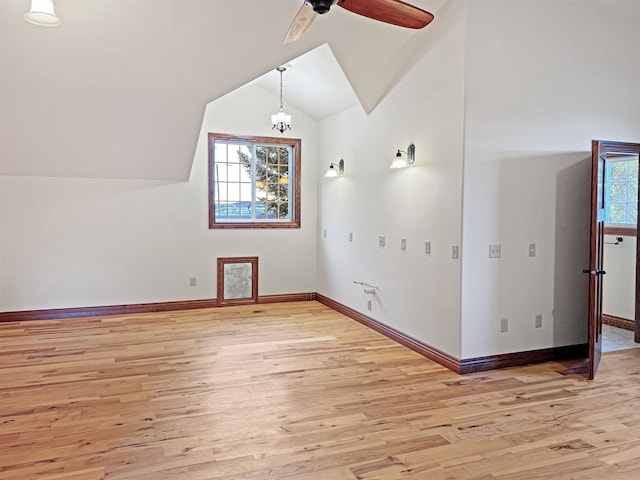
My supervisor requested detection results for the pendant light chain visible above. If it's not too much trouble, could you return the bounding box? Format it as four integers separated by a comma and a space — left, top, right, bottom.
278, 67, 285, 112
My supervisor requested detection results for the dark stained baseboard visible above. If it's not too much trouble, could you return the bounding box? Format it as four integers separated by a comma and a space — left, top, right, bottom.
0, 293, 316, 323
258, 293, 316, 304
1, 292, 588, 376
603, 314, 634, 331
458, 343, 589, 374
315, 293, 588, 375
314, 293, 462, 373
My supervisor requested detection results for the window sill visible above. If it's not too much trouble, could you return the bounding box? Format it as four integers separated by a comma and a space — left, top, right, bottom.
209, 221, 300, 229
604, 225, 637, 236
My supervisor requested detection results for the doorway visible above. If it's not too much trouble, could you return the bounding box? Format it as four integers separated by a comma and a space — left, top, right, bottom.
595, 143, 640, 358
602, 151, 640, 351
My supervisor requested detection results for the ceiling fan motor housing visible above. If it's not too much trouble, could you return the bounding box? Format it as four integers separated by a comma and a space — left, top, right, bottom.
307, 0, 339, 14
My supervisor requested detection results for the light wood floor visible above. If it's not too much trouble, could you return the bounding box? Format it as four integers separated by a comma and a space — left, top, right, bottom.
2, 301, 640, 480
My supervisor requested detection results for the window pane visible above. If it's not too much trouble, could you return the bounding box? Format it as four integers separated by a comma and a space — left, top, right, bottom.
240, 182, 253, 201
267, 146, 278, 166
215, 183, 228, 199
215, 162, 228, 182
609, 203, 627, 223
267, 201, 278, 218
629, 181, 638, 203
215, 144, 228, 163
629, 203, 638, 224
267, 169, 279, 185
278, 202, 289, 219
255, 200, 267, 219
610, 162, 628, 181
629, 160, 639, 182
609, 182, 627, 203
227, 163, 242, 182
256, 145, 267, 163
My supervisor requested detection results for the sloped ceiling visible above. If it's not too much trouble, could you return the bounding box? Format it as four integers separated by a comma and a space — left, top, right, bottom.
252, 44, 361, 123
0, 0, 448, 181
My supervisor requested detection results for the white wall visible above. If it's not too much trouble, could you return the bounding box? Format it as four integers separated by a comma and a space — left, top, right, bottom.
603, 234, 636, 320
0, 84, 318, 311
4, 0, 640, 366
461, 0, 640, 358
316, 0, 467, 358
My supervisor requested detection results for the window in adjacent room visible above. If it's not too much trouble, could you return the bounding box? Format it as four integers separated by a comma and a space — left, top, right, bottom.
605, 156, 638, 226
208, 133, 301, 228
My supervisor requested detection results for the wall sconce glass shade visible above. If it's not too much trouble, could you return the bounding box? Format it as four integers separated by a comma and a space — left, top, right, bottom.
24, 0, 61, 26
389, 143, 416, 169
325, 158, 345, 177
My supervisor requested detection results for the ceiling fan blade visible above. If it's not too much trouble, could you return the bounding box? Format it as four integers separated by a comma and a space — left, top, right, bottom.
338, 0, 434, 29
284, 3, 317, 43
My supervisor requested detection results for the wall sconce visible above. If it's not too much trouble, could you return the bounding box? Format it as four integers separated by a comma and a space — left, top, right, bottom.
24, 0, 62, 26
325, 159, 345, 177
389, 143, 416, 169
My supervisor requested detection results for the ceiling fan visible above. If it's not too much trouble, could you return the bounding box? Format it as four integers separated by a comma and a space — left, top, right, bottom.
284, 0, 435, 43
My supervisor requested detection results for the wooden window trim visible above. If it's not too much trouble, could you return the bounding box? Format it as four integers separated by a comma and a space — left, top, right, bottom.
604, 225, 637, 236
208, 133, 301, 229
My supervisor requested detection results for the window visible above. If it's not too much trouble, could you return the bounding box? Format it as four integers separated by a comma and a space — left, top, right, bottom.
605, 157, 638, 225
208, 133, 301, 229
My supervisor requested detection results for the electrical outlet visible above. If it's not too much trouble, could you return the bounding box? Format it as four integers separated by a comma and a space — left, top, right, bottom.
349, 232, 353, 242
500, 318, 508, 332
189, 277, 197, 287
401, 237, 407, 251
489, 244, 501, 258
535, 314, 542, 328
529, 243, 536, 257
367, 299, 372, 311
424, 241, 431, 255
451, 245, 459, 259
378, 235, 386, 247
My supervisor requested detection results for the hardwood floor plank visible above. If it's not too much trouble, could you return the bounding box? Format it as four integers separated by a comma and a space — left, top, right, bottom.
2, 301, 640, 479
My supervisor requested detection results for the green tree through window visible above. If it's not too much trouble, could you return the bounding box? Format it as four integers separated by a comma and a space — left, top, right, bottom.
237, 144, 290, 220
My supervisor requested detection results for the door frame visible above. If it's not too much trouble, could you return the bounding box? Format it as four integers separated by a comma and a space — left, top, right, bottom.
590, 140, 640, 376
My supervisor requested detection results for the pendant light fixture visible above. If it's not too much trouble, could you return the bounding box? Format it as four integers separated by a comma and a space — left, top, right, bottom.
271, 67, 292, 134
24, 0, 62, 27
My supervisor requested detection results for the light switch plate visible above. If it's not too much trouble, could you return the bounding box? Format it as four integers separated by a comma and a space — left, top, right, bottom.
500, 318, 508, 332
535, 314, 542, 328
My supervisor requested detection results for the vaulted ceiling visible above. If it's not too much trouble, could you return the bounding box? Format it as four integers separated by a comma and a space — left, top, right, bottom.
0, 0, 448, 180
